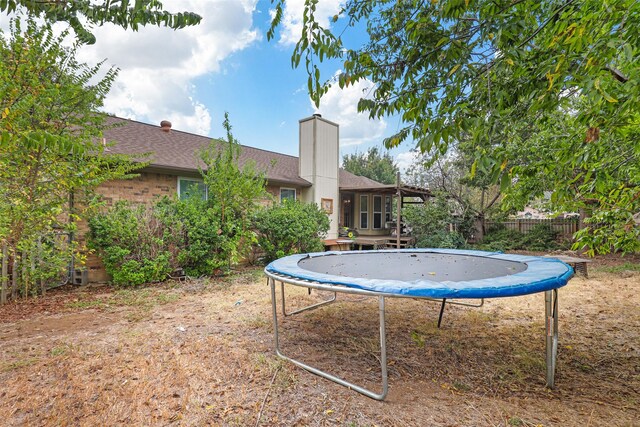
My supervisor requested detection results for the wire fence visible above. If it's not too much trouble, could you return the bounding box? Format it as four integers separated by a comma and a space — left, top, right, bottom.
1, 233, 73, 305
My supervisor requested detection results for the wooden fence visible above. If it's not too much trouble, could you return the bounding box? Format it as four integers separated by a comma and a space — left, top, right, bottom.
484, 218, 579, 240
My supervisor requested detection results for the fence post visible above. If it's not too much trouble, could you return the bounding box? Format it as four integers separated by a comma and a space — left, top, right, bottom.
38, 238, 45, 296
1, 243, 7, 304
30, 248, 36, 298
12, 254, 18, 300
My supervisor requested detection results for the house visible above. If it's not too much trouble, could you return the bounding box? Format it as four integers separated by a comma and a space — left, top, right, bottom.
87, 114, 431, 281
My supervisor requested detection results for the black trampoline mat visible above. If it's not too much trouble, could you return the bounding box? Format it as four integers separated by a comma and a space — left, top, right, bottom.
298, 252, 527, 282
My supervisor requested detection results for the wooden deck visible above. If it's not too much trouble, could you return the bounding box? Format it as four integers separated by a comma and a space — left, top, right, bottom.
353, 236, 415, 250
323, 236, 416, 251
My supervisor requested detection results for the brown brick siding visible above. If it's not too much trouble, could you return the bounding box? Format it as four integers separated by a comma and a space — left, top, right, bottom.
97, 172, 178, 207
84, 176, 300, 282
84, 172, 179, 282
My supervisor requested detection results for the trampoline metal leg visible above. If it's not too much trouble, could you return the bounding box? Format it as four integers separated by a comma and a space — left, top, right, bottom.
270, 278, 389, 400
437, 299, 447, 328
279, 281, 336, 317
545, 289, 559, 388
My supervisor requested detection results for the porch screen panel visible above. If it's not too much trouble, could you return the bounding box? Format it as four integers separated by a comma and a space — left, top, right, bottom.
360, 195, 369, 229
373, 195, 382, 229
385, 196, 392, 222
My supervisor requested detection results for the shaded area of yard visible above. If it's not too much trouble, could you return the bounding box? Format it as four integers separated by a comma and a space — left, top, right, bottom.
0, 256, 638, 426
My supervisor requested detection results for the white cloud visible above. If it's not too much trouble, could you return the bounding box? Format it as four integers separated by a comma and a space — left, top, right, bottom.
274, 0, 343, 46
395, 150, 420, 173
313, 76, 386, 147
70, 0, 259, 135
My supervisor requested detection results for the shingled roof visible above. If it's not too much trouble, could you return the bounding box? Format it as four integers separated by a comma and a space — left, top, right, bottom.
102, 116, 390, 190
102, 116, 311, 187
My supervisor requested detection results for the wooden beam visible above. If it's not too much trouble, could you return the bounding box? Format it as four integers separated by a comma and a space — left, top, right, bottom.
396, 172, 401, 249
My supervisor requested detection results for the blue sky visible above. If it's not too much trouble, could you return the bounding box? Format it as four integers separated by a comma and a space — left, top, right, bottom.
0, 0, 418, 170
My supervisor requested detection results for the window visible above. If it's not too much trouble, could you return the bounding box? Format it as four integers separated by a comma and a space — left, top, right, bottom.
178, 177, 207, 200
385, 196, 392, 222
359, 195, 369, 229
373, 195, 383, 229
280, 188, 296, 202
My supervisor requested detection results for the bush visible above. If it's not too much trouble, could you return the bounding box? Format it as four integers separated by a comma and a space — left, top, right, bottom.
89, 201, 176, 286
520, 224, 561, 251
90, 195, 248, 285
415, 230, 467, 249
476, 223, 564, 252
154, 197, 228, 276
478, 226, 524, 251
403, 194, 473, 249
253, 200, 330, 263
89, 115, 267, 285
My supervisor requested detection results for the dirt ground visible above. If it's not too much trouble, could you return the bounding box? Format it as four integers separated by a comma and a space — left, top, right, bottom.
1, 253, 638, 426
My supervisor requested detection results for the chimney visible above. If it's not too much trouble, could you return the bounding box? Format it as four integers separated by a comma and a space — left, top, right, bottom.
299, 115, 340, 239
160, 120, 172, 132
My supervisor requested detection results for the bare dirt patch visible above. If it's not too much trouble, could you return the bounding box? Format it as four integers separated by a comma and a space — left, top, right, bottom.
0, 257, 638, 426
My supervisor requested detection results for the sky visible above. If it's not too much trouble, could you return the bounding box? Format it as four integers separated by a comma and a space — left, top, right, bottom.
0, 0, 419, 171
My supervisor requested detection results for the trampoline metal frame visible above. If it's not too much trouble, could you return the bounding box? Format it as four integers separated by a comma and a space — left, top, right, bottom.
266, 271, 560, 401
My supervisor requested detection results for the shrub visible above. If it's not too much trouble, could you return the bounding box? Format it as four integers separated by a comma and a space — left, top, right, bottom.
89, 201, 176, 286
90, 196, 238, 285
478, 226, 524, 251
403, 193, 473, 249
154, 196, 231, 276
89, 114, 267, 285
476, 223, 565, 252
415, 230, 467, 249
520, 224, 561, 251
253, 200, 330, 262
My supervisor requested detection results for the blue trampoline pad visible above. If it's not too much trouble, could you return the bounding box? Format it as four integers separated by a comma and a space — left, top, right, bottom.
265, 249, 574, 299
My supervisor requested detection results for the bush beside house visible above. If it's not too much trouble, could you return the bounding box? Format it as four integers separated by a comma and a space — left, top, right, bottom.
253, 200, 330, 263
89, 197, 331, 285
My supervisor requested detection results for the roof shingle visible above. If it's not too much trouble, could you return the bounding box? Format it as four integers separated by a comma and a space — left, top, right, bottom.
102, 116, 397, 190
103, 116, 312, 187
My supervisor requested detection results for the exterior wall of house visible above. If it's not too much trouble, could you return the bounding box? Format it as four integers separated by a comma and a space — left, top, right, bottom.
82, 172, 179, 282
266, 185, 301, 203
85, 174, 302, 282
97, 172, 179, 207
299, 115, 340, 239
352, 192, 392, 236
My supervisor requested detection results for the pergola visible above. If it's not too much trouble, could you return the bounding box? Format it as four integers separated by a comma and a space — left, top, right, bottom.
339, 176, 434, 248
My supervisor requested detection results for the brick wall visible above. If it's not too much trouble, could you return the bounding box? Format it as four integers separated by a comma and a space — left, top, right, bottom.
97, 172, 178, 207
84, 176, 301, 282
84, 172, 179, 282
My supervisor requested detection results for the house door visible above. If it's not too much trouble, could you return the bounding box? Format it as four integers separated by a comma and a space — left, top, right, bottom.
340, 193, 354, 228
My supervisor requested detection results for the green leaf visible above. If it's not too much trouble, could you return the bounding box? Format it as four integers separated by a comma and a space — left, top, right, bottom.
500, 172, 511, 192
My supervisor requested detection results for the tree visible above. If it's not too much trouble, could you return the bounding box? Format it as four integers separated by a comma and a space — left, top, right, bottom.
405, 148, 503, 239
0, 19, 139, 299
199, 113, 268, 270
342, 146, 399, 184
270, 0, 640, 254
1, 0, 201, 44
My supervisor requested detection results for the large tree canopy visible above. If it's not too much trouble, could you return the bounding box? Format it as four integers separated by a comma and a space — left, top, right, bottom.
0, 19, 139, 298
342, 147, 399, 185
0, 0, 201, 44
270, 0, 640, 254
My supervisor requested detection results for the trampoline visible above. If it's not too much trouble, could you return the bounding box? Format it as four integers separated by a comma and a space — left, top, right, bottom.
265, 248, 574, 400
